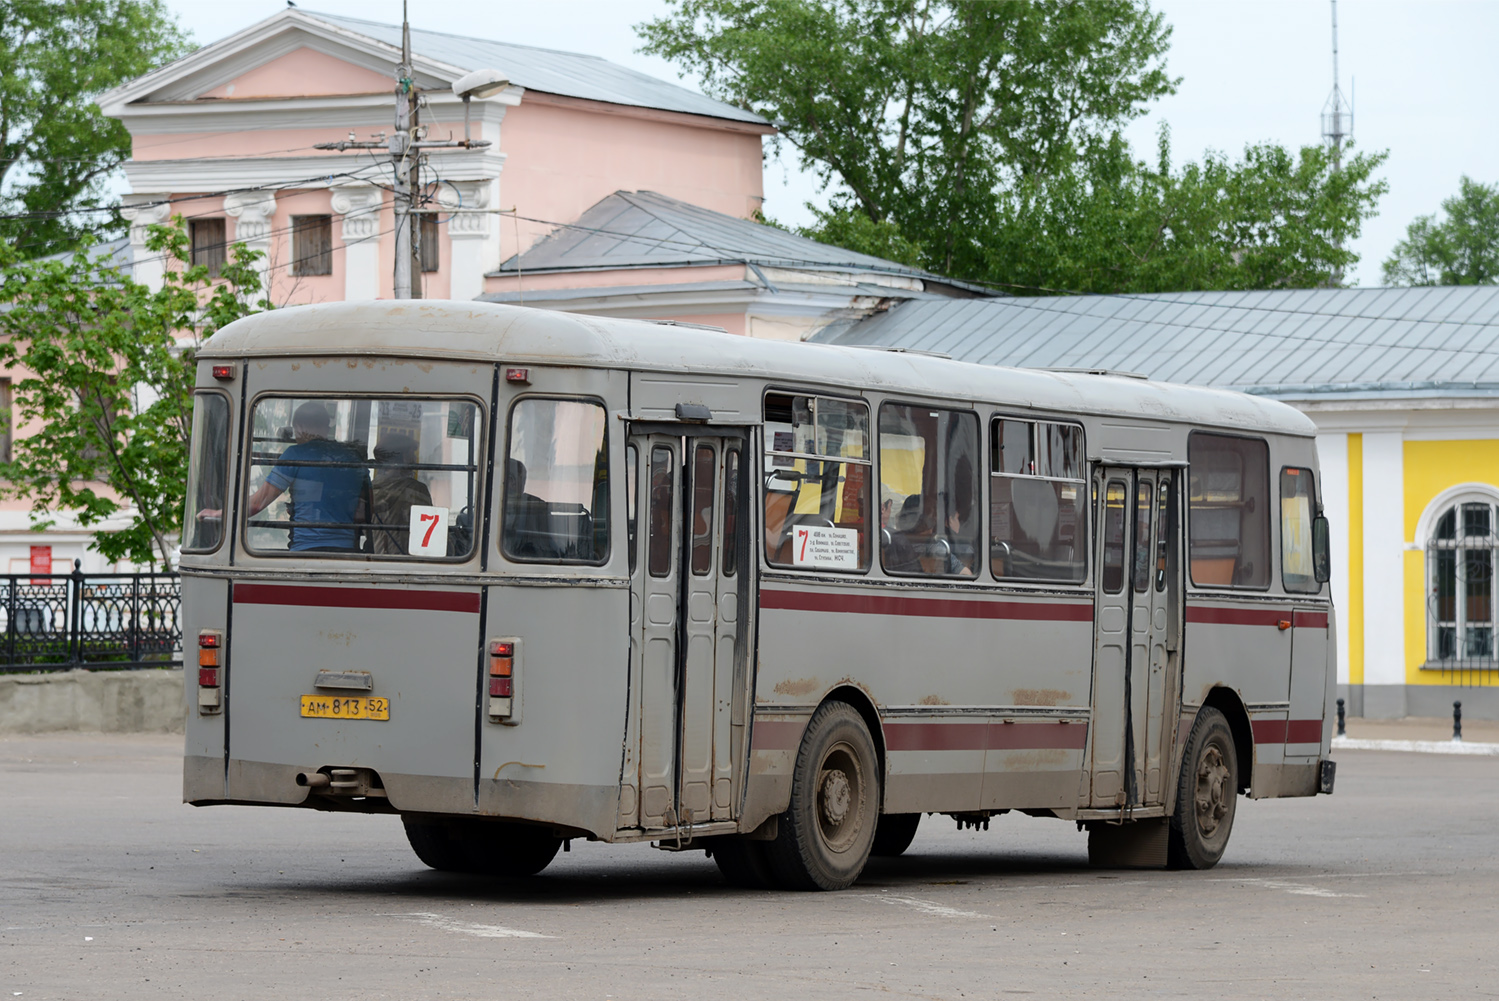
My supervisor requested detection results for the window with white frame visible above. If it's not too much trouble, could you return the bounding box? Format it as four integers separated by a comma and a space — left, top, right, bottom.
1428, 497, 1499, 664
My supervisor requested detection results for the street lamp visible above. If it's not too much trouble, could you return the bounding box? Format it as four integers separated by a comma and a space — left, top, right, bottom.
452, 68, 510, 144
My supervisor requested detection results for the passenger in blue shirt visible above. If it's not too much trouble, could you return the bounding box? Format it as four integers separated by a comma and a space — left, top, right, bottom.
243, 402, 369, 552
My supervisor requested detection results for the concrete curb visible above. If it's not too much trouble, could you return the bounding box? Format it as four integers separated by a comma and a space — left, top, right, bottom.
1332, 735, 1499, 756
0, 668, 186, 735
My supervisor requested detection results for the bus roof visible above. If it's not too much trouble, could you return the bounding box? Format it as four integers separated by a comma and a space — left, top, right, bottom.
201, 300, 1317, 437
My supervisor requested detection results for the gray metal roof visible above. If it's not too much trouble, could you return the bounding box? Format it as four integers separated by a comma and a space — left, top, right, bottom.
486, 190, 956, 283
307, 12, 767, 126
811, 286, 1499, 401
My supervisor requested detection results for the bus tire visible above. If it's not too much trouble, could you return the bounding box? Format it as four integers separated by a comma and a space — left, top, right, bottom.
1168, 707, 1238, 870
710, 837, 774, 889
870, 813, 921, 857
765, 701, 879, 890
403, 817, 561, 877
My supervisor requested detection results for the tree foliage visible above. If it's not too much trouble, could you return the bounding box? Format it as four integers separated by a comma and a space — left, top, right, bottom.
1382, 176, 1499, 286
643, 0, 1387, 292
0, 218, 264, 567
0, 0, 189, 257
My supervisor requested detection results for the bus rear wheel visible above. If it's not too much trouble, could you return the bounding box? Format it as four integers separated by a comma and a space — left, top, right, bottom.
870, 813, 921, 857
403, 816, 562, 877
1168, 707, 1239, 870
765, 701, 880, 890
710, 836, 775, 889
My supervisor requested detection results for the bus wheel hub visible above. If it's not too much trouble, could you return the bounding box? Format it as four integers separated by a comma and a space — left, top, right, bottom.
821, 769, 851, 826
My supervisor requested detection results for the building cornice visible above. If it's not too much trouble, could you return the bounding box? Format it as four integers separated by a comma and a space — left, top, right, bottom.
122, 149, 506, 194
518, 89, 776, 136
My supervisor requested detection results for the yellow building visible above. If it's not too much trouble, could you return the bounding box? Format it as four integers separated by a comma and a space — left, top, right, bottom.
812, 286, 1499, 718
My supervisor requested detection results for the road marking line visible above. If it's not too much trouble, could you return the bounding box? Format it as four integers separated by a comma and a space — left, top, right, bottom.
869, 894, 991, 919
1215, 878, 1364, 898
387, 912, 551, 938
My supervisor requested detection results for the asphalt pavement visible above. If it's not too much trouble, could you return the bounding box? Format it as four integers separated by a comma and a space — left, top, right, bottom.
3, 733, 1495, 1000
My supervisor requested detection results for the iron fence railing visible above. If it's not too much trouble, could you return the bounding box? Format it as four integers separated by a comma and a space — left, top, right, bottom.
0, 561, 181, 672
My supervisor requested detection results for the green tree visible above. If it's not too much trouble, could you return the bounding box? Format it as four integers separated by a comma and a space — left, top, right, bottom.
641, 0, 1177, 275
1382, 176, 1499, 286
0, 218, 264, 567
983, 130, 1388, 294
1, 0, 189, 257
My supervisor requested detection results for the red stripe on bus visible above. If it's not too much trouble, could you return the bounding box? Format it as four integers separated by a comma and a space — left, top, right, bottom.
884, 720, 1089, 752
1293, 610, 1330, 629
761, 589, 1093, 622
750, 720, 807, 751
1251, 719, 1325, 744
1186, 605, 1289, 627
233, 583, 481, 614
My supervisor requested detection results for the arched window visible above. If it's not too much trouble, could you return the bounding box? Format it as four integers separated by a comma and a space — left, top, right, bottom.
1427, 495, 1499, 664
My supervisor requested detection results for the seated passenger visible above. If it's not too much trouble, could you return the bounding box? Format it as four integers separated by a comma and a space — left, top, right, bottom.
503, 458, 557, 558
371, 432, 433, 555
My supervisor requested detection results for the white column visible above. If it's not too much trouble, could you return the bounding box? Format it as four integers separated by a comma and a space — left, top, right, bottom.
118, 196, 172, 291
440, 178, 499, 302
1362, 432, 1405, 688
331, 185, 383, 300
1316, 432, 1350, 684
223, 190, 277, 294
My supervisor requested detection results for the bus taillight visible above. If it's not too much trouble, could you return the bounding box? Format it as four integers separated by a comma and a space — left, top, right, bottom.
488, 638, 520, 721
197, 630, 223, 714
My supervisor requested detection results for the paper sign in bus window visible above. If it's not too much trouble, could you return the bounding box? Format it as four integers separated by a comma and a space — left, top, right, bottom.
792, 525, 859, 569
408, 505, 449, 556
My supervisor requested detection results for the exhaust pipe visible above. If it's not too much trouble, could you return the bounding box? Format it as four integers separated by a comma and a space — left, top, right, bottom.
296, 771, 331, 789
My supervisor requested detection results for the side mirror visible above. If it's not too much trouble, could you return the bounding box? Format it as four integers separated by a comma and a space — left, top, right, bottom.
1312, 515, 1331, 584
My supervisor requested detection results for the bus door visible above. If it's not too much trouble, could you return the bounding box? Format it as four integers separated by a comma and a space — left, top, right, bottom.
629, 430, 748, 833
1089, 468, 1181, 809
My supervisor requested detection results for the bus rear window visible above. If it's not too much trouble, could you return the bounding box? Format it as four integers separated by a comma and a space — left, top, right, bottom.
243, 397, 480, 560
1188, 432, 1270, 588
502, 398, 609, 564
184, 393, 230, 553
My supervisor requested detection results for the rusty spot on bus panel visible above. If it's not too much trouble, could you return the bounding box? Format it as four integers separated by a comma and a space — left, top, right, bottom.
1012, 688, 1070, 706
918, 694, 951, 706
774, 677, 819, 697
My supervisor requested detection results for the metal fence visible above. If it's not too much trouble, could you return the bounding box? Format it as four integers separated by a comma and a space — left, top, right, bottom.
0, 561, 181, 672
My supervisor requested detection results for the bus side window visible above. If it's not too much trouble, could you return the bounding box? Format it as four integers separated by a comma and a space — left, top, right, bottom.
648, 446, 673, 577
690, 444, 716, 575
990, 418, 1086, 583
878, 403, 980, 577
1187, 432, 1270, 589
763, 392, 870, 572
1280, 466, 1320, 593
502, 398, 609, 565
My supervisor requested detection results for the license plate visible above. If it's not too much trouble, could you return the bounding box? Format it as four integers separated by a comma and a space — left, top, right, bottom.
299, 695, 389, 720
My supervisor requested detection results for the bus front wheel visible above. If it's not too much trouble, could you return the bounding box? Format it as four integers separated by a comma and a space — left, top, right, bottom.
1168, 707, 1239, 870
765, 701, 880, 890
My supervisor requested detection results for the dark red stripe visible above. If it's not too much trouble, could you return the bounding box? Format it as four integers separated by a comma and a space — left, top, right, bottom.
233, 583, 481, 614
1252, 719, 1325, 744
750, 720, 807, 751
1294, 610, 1330, 629
762, 589, 1093, 622
884, 720, 1089, 752
1187, 605, 1290, 627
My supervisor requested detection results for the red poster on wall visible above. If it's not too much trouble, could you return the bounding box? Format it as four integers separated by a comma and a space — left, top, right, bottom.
30, 545, 52, 585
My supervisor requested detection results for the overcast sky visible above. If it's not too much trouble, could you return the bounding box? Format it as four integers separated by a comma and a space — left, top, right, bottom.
163, 0, 1499, 287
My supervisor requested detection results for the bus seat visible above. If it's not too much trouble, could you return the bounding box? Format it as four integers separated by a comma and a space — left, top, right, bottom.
1191, 558, 1236, 586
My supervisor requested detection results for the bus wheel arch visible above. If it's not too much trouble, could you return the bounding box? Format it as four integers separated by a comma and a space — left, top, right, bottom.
1201, 687, 1253, 795
821, 685, 886, 789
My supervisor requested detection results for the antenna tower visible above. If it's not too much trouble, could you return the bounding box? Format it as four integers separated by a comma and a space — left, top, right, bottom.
1321, 0, 1353, 168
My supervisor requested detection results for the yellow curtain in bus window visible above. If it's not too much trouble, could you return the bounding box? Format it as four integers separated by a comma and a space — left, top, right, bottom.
408, 504, 449, 556
1281, 482, 1313, 577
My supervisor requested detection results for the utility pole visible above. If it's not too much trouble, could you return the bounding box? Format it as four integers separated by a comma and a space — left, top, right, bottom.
315, 2, 495, 299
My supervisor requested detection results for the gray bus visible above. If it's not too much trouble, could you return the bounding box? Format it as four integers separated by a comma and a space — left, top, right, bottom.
181, 300, 1335, 890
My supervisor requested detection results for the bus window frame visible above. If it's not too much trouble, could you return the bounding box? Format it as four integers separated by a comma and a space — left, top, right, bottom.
987, 411, 1090, 588
500, 393, 612, 569
1185, 428, 1273, 593
239, 390, 487, 564
183, 389, 234, 556
761, 386, 873, 575
1279, 464, 1322, 595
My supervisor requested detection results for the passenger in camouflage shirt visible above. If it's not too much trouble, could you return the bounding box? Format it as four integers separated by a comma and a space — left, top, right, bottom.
371, 433, 433, 555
